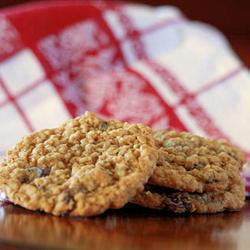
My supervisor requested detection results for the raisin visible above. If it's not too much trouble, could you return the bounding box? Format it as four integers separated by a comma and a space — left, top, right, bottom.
98, 121, 108, 131
62, 191, 72, 204
27, 167, 46, 178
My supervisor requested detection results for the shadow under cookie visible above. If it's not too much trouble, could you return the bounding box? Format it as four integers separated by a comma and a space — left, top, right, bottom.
131, 182, 245, 214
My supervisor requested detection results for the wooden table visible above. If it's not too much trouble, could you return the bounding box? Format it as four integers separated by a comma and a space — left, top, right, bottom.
0, 201, 250, 250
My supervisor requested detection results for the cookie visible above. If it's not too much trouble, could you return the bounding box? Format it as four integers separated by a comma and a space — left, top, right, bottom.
149, 130, 245, 193
131, 182, 245, 213
0, 112, 158, 216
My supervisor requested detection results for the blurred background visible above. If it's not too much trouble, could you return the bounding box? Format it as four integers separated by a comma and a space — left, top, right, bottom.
0, 0, 249, 67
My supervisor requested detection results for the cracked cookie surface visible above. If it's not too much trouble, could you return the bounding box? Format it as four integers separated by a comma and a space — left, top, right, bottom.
0, 112, 158, 216
149, 130, 245, 193
131, 182, 245, 213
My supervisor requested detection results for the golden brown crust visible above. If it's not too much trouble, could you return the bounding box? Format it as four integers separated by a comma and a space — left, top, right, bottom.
131, 182, 245, 213
149, 130, 246, 193
0, 112, 158, 216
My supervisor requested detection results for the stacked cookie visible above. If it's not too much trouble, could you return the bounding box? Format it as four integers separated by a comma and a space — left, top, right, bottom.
0, 112, 246, 216
131, 130, 246, 213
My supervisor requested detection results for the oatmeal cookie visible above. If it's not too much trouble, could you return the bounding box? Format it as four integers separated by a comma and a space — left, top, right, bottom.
131, 182, 245, 213
0, 112, 158, 216
149, 130, 245, 193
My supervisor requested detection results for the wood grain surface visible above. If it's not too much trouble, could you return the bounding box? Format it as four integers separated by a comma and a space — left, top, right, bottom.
0, 201, 250, 250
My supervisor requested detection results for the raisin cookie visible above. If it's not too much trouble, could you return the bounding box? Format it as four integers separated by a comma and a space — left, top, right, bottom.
131, 182, 245, 213
0, 112, 158, 216
149, 130, 245, 193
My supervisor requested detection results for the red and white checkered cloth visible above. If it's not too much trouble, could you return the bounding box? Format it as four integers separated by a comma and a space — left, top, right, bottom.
0, 0, 249, 195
